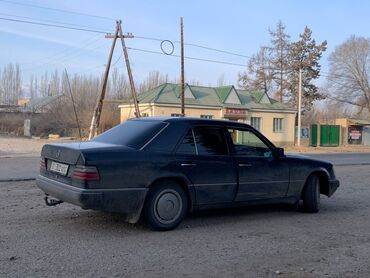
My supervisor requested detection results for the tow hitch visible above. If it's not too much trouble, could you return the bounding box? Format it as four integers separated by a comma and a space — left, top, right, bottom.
44, 195, 64, 206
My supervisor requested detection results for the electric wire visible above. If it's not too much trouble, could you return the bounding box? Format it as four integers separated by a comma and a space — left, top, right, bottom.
0, 0, 115, 21
0, 17, 107, 34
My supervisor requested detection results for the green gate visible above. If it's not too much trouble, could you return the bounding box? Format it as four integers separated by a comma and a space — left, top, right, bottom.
320, 125, 340, 146
311, 124, 318, 146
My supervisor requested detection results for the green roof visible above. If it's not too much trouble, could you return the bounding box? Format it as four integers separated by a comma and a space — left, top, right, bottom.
348, 118, 370, 125
137, 83, 295, 112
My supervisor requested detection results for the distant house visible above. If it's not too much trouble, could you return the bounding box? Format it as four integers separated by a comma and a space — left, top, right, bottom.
23, 95, 63, 113
119, 83, 297, 146
335, 118, 370, 145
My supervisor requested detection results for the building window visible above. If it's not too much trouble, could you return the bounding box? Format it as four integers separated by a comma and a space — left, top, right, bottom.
171, 113, 182, 117
141, 113, 149, 117
250, 117, 261, 131
200, 115, 213, 119
273, 118, 283, 133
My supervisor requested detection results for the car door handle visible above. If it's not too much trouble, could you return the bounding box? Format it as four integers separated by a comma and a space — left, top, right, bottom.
238, 163, 252, 167
181, 163, 197, 167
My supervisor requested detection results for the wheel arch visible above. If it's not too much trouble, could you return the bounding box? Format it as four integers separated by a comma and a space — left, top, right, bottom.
146, 176, 195, 212
303, 168, 330, 197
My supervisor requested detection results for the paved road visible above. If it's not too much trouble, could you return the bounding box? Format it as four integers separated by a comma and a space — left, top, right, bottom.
0, 157, 39, 181
1, 164, 370, 277
304, 152, 370, 166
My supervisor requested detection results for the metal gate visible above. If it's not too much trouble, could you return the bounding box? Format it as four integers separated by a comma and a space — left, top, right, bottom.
311, 124, 318, 146
320, 125, 340, 147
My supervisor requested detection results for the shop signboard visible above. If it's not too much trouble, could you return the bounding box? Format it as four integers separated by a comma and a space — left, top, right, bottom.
348, 126, 363, 144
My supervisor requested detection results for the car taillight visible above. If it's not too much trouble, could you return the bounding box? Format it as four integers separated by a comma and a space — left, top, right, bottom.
40, 159, 46, 170
72, 166, 100, 181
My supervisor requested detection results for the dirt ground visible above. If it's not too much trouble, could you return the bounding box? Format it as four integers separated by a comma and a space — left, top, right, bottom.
1, 164, 370, 277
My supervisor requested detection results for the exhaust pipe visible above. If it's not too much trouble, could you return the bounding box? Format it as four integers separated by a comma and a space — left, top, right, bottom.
44, 195, 64, 206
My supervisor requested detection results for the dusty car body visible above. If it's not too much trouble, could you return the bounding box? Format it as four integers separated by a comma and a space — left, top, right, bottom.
36, 117, 339, 230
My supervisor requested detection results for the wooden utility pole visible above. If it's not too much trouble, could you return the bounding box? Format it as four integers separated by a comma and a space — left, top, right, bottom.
88, 20, 139, 139
117, 20, 140, 118
88, 22, 119, 140
297, 68, 302, 146
180, 17, 185, 117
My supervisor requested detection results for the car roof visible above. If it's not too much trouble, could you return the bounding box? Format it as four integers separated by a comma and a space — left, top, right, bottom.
129, 116, 253, 128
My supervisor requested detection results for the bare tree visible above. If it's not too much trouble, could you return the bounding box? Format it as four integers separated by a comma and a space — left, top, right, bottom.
239, 47, 274, 94
0, 63, 22, 105
138, 71, 169, 93
327, 35, 370, 114
269, 20, 291, 102
40, 72, 49, 97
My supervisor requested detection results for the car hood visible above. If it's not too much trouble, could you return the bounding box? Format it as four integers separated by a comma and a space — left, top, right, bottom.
284, 153, 333, 168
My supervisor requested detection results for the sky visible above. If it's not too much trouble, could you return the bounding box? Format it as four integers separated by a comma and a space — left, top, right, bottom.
0, 0, 369, 88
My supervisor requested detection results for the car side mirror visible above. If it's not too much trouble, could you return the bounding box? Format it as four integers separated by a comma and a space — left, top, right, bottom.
275, 147, 285, 158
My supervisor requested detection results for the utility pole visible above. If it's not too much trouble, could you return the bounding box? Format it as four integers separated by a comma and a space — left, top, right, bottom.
89, 20, 139, 140
297, 68, 302, 146
88, 22, 119, 140
180, 17, 185, 117
116, 20, 140, 118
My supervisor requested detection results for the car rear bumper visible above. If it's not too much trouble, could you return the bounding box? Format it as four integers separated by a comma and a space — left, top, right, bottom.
36, 175, 148, 223
328, 179, 340, 197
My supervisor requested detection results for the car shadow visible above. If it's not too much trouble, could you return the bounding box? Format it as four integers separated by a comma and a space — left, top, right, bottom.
48, 199, 345, 233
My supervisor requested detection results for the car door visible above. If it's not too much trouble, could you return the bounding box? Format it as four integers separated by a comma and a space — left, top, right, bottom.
226, 127, 289, 201
174, 126, 237, 205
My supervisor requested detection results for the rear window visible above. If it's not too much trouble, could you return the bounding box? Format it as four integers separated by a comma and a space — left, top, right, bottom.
92, 120, 167, 149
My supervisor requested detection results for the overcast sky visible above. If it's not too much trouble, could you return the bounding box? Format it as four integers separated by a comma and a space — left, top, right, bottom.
0, 0, 369, 86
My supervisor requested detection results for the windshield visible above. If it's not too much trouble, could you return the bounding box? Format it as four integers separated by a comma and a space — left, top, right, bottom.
92, 120, 167, 149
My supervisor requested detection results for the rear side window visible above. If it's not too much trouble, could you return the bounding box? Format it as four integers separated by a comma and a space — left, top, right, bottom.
93, 120, 166, 149
194, 127, 228, 156
176, 130, 196, 155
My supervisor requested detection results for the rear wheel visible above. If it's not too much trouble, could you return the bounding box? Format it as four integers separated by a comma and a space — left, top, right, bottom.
302, 174, 320, 213
143, 180, 188, 231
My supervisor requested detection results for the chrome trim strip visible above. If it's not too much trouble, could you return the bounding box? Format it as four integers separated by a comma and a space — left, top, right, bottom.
191, 129, 198, 155
139, 123, 170, 151
193, 182, 237, 186
239, 180, 289, 185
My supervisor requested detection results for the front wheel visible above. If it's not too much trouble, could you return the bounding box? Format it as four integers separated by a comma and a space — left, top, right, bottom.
143, 181, 188, 231
302, 174, 320, 213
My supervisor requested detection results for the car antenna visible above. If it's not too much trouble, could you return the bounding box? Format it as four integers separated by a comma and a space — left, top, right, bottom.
64, 69, 82, 142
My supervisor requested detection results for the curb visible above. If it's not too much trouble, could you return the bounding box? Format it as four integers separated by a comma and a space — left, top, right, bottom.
335, 163, 370, 167
0, 178, 36, 182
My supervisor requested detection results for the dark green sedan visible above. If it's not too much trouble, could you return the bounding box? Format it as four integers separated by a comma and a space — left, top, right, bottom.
37, 117, 339, 230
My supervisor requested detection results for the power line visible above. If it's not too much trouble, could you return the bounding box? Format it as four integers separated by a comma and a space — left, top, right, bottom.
22, 38, 107, 72
20, 34, 103, 66
0, 12, 110, 33
0, 0, 115, 21
0, 17, 107, 34
0, 15, 253, 62
135, 35, 252, 58
126, 47, 247, 67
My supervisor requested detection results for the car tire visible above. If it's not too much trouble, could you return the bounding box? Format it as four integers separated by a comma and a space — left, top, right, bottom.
302, 174, 320, 213
143, 180, 188, 231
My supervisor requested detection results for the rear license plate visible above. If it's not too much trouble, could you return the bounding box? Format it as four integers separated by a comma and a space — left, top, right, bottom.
50, 161, 69, 176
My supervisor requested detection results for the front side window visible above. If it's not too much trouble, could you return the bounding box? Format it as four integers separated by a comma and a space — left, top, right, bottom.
228, 128, 272, 157
273, 118, 283, 133
250, 117, 261, 131
193, 127, 228, 156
